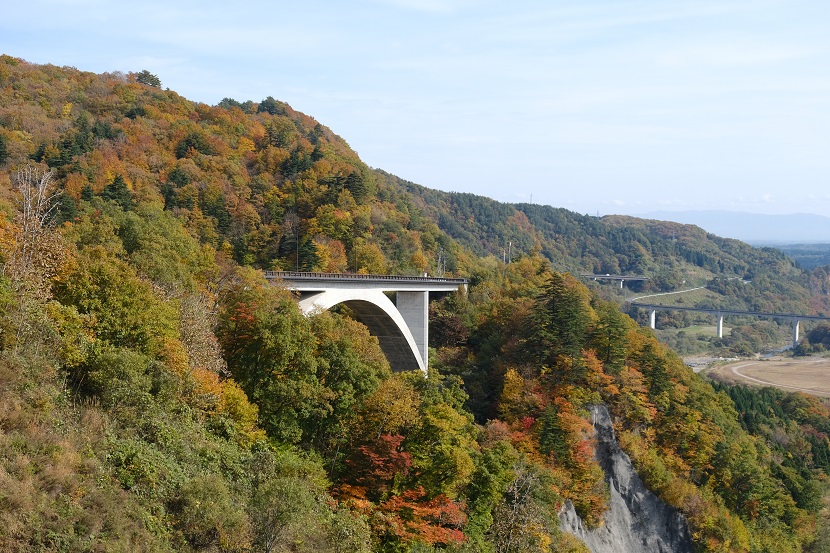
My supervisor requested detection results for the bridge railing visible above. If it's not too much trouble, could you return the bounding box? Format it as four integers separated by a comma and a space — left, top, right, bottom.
264, 270, 468, 285
580, 273, 650, 281
628, 302, 830, 322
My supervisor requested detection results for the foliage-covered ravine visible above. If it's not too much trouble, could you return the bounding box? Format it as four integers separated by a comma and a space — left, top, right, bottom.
2, 56, 830, 552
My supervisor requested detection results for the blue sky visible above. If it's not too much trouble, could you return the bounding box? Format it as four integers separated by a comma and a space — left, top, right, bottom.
3, 0, 829, 216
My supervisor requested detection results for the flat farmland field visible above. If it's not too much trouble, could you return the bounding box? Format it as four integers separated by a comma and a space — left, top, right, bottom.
704, 357, 830, 397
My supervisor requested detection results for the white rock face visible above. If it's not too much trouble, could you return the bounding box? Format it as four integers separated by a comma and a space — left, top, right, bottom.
559, 405, 693, 553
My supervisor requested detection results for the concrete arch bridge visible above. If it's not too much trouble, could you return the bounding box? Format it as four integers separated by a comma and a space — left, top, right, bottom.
265, 271, 468, 373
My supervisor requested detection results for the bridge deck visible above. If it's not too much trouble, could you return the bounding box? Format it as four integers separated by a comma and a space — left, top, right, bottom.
267, 271, 468, 372
630, 302, 830, 322
265, 271, 468, 292
581, 273, 650, 281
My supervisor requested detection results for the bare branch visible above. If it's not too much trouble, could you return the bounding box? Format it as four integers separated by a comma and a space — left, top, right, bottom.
13, 165, 61, 269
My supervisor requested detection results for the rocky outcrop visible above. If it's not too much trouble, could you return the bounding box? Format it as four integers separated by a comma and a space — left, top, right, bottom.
559, 405, 693, 553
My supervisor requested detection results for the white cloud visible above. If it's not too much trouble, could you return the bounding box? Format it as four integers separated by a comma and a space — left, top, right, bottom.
3, 0, 829, 217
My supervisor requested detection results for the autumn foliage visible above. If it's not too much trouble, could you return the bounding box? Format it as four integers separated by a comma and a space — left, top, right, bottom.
1, 56, 829, 553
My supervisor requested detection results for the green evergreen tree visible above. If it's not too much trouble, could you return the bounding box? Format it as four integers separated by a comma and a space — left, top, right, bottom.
55, 194, 79, 223
80, 183, 95, 201
0, 134, 8, 166
637, 341, 671, 403
345, 172, 369, 203
125, 105, 146, 119
217, 97, 242, 110
532, 272, 593, 378
257, 95, 283, 115
135, 69, 161, 87
589, 301, 630, 374
160, 183, 176, 209
539, 405, 569, 462
297, 237, 320, 272
175, 132, 213, 158
166, 166, 191, 187
101, 174, 134, 211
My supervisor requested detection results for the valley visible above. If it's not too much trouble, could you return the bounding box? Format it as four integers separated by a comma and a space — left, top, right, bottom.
704, 356, 830, 397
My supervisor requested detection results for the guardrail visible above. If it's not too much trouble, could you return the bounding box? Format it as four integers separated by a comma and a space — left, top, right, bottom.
264, 271, 468, 285
580, 273, 650, 281
629, 302, 830, 322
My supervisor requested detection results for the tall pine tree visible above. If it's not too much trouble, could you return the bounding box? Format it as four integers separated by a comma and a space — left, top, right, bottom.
531, 272, 595, 382
101, 174, 134, 211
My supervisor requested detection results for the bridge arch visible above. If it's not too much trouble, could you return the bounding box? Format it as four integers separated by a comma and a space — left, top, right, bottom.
298, 289, 426, 373
269, 271, 467, 374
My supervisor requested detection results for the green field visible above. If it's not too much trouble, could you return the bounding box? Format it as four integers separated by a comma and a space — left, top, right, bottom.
628, 286, 724, 306
675, 324, 730, 338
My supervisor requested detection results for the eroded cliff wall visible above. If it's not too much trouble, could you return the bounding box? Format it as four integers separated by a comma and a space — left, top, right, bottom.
559, 405, 693, 553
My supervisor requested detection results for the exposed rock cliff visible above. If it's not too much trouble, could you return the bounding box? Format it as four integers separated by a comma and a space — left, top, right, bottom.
559, 405, 693, 553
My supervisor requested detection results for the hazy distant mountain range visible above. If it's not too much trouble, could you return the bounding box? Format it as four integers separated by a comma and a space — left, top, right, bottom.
642, 211, 830, 244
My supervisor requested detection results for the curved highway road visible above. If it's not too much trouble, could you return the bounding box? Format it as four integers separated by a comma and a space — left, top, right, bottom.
708, 358, 830, 397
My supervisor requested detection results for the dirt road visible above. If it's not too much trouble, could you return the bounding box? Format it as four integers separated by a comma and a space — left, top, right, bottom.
704, 356, 830, 397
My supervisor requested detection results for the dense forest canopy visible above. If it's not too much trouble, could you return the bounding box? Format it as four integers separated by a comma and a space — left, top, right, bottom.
2, 56, 830, 552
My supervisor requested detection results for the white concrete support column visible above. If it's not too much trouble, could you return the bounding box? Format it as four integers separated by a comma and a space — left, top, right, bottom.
397, 291, 430, 370
649, 309, 656, 330
620, 279, 624, 289
793, 318, 800, 349
717, 313, 724, 339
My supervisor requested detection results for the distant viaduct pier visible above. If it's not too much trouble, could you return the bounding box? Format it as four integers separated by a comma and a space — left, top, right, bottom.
581, 274, 650, 289
265, 271, 468, 373
630, 302, 830, 348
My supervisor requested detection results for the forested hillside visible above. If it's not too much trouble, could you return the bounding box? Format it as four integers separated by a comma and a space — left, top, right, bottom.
2, 56, 830, 552
376, 173, 830, 355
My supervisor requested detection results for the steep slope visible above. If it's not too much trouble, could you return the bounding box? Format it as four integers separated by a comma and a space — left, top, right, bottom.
559, 406, 693, 553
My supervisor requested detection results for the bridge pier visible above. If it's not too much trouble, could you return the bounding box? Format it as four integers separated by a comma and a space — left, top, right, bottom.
396, 291, 429, 369
793, 318, 800, 349
630, 301, 830, 349
649, 309, 656, 330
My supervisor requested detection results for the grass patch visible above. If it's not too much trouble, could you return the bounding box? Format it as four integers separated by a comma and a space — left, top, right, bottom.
681, 325, 731, 338
628, 287, 723, 306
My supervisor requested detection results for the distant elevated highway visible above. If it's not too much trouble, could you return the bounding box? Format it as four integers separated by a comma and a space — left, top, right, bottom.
629, 301, 830, 348
265, 271, 468, 373
581, 274, 650, 289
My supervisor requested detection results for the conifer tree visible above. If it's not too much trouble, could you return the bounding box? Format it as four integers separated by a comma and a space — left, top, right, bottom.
0, 134, 8, 166
532, 272, 594, 379
257, 96, 283, 115
101, 174, 134, 211
134, 69, 161, 87
589, 301, 630, 374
